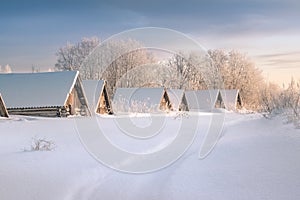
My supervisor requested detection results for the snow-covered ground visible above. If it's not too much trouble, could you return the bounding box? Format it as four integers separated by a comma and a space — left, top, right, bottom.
0, 112, 300, 200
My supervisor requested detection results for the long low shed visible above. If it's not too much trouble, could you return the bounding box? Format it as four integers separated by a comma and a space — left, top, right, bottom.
0, 93, 9, 117
0, 71, 90, 117
112, 87, 172, 114
185, 89, 224, 111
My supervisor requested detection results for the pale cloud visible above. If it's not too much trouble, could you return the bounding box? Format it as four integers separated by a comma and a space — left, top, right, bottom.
0, 0, 299, 84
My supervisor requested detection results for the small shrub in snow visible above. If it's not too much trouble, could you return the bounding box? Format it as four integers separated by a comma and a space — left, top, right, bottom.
281, 79, 300, 128
24, 137, 56, 151
284, 112, 300, 129
237, 108, 256, 114
258, 78, 300, 129
173, 111, 189, 120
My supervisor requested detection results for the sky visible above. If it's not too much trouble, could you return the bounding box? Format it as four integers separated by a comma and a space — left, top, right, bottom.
0, 0, 299, 85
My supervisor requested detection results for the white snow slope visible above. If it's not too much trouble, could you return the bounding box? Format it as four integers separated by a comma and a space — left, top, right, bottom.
0, 112, 300, 200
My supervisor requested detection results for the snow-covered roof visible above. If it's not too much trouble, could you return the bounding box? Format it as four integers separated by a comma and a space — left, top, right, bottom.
167, 89, 185, 110
113, 87, 167, 113
82, 80, 105, 112
0, 71, 79, 108
220, 89, 241, 110
185, 89, 220, 111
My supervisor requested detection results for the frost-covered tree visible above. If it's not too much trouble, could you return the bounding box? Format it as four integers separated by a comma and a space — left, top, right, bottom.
258, 78, 300, 127
116, 63, 172, 89
168, 53, 190, 89
5, 65, 12, 73
167, 49, 264, 109
207, 49, 227, 88
55, 37, 100, 72
56, 37, 154, 94
0, 64, 12, 73
167, 52, 208, 90
281, 78, 300, 127
260, 82, 282, 115
208, 49, 264, 110
99, 40, 155, 97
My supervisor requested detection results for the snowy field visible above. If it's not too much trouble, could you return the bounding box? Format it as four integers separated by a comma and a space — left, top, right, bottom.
0, 112, 300, 200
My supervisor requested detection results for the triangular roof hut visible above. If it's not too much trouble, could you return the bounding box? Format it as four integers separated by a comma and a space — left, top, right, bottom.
185, 89, 224, 111
0, 93, 9, 118
167, 89, 189, 111
0, 71, 90, 117
220, 89, 243, 110
82, 80, 113, 115
112, 87, 172, 114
